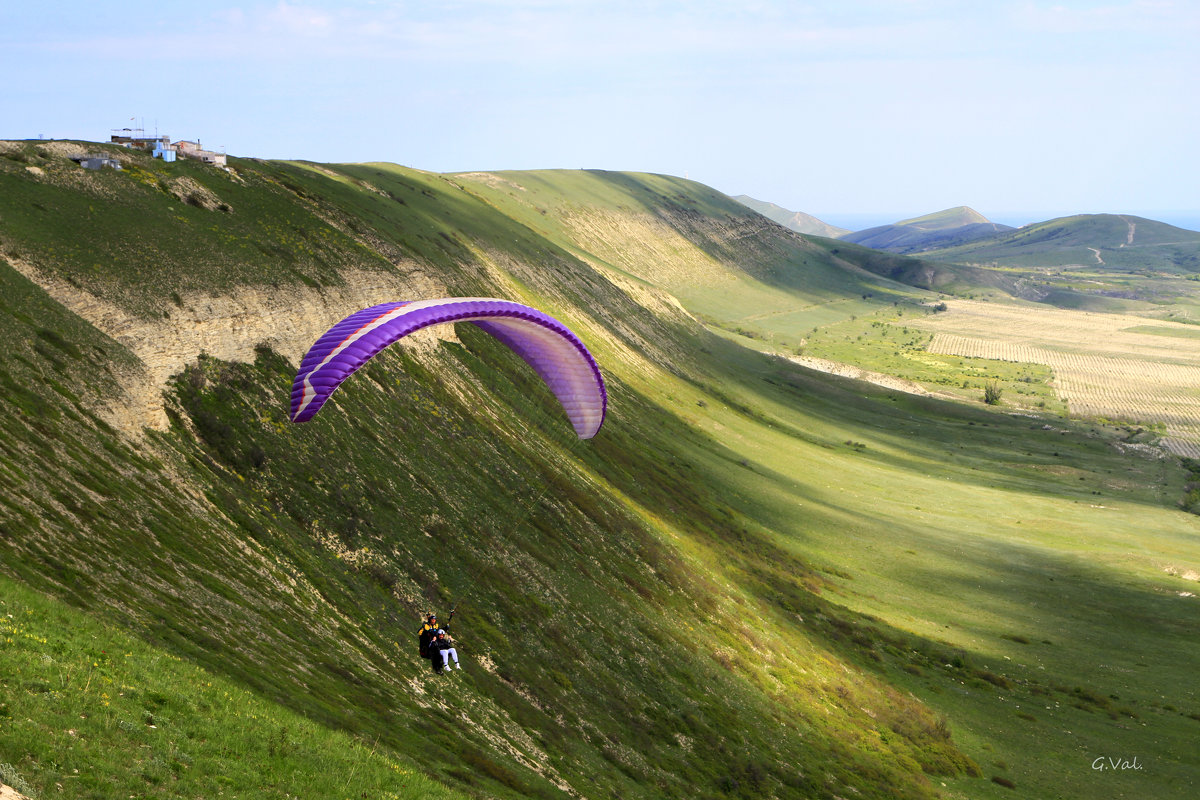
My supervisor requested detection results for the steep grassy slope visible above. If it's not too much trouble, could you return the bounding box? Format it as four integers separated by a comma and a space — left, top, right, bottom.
2, 142, 1199, 800
450, 170, 1039, 326
438, 169, 1200, 795
1, 143, 976, 799
448, 169, 1004, 342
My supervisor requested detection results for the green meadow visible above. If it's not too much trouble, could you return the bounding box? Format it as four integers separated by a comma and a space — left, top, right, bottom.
794, 308, 1063, 412
682, 347, 1200, 797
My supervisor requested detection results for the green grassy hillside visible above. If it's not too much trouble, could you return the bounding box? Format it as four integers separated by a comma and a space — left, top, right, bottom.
2, 141, 1199, 800
924, 214, 1200, 273
448, 169, 1015, 342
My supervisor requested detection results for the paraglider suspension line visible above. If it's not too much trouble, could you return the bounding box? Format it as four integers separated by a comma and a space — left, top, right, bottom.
500, 475, 557, 542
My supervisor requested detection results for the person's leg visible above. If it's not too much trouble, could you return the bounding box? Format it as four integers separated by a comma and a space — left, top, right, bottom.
448, 647, 459, 667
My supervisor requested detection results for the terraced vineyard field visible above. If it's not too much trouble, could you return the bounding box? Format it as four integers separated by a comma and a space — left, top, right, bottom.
915, 300, 1200, 456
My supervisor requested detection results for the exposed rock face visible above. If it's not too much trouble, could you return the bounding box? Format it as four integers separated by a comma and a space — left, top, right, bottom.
166, 175, 226, 211
786, 354, 933, 397
8, 257, 448, 436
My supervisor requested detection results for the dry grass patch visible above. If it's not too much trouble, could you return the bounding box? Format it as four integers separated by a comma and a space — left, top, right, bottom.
914, 300, 1200, 453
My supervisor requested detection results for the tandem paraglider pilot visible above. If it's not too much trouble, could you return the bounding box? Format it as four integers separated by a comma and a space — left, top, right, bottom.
417, 610, 460, 673
417, 614, 439, 659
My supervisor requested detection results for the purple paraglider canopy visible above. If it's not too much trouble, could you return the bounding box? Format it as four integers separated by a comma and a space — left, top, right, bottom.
290, 298, 607, 439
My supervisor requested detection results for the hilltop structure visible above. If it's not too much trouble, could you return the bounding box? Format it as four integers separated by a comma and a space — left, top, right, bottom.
109, 126, 225, 167
173, 139, 226, 167
68, 153, 123, 170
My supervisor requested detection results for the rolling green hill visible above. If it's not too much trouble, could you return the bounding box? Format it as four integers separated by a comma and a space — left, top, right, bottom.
924, 214, 1200, 273
2, 140, 1200, 800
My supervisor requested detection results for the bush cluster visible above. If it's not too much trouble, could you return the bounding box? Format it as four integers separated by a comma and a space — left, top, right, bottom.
1182, 458, 1200, 514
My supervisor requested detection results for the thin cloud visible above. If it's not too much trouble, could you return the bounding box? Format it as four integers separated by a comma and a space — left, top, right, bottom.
1010, 0, 1199, 35
17, 1, 1187, 72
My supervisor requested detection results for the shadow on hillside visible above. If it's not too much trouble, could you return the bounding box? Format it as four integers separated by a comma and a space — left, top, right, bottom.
732, 344, 1180, 511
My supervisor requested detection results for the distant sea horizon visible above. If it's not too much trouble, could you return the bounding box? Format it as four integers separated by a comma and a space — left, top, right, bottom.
821, 211, 1200, 234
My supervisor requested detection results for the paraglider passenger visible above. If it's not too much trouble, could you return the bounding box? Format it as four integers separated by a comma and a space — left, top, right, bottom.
431, 629, 460, 671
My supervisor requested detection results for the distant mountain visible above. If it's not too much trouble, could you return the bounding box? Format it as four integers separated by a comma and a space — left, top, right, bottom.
922, 213, 1200, 273
895, 206, 991, 229
839, 206, 1014, 254
732, 194, 850, 238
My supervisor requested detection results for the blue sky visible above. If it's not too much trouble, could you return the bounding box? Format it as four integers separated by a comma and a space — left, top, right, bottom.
3, 1, 1197, 226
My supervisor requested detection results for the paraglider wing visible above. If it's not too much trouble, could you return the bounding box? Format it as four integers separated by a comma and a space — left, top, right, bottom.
290, 298, 607, 438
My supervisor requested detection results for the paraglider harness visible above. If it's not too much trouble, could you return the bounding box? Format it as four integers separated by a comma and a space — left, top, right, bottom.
420, 605, 456, 673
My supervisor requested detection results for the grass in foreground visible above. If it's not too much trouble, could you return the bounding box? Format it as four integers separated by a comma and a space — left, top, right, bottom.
0, 575, 463, 800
